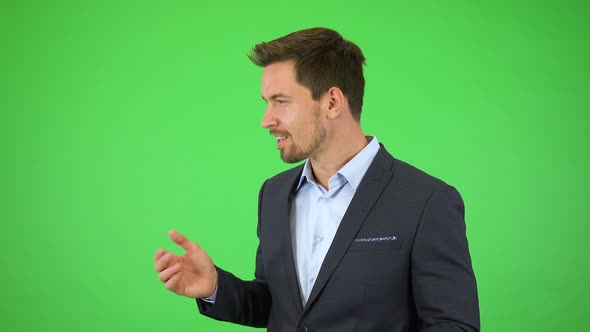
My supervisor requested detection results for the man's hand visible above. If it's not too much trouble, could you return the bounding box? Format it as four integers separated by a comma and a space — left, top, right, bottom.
154, 230, 218, 299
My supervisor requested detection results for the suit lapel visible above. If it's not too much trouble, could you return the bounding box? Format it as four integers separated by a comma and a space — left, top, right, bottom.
266, 165, 305, 313
303, 145, 396, 311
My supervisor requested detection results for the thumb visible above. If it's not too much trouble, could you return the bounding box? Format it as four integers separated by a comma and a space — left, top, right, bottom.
169, 230, 198, 252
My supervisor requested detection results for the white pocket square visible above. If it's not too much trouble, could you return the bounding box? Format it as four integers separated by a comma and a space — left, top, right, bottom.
353, 236, 398, 242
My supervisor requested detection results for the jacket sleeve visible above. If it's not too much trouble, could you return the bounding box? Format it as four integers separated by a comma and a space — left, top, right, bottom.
196, 181, 272, 327
412, 184, 480, 332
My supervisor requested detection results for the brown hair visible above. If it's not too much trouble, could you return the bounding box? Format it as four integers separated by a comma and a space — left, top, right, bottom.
248, 27, 366, 121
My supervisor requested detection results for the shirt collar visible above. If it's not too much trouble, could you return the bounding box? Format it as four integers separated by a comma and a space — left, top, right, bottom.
295, 136, 380, 192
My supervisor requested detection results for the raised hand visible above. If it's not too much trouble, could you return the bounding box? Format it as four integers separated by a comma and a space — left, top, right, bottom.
154, 230, 218, 299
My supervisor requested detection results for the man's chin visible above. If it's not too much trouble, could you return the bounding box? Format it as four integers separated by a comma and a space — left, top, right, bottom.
280, 149, 306, 164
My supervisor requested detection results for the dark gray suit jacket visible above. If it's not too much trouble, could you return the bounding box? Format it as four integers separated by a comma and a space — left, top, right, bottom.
197, 144, 480, 331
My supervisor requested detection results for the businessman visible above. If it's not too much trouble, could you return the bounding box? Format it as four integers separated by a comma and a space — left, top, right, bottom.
154, 27, 480, 331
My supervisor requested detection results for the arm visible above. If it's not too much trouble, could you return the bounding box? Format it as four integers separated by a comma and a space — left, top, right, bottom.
412, 185, 480, 332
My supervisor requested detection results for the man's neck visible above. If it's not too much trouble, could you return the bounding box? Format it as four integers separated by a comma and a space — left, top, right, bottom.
309, 133, 369, 191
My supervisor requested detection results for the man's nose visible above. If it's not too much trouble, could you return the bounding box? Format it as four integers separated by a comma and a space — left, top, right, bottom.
260, 106, 277, 129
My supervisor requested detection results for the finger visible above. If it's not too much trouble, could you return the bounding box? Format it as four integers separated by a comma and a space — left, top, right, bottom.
154, 248, 166, 262
154, 252, 174, 272
169, 230, 198, 252
165, 271, 183, 290
159, 263, 182, 282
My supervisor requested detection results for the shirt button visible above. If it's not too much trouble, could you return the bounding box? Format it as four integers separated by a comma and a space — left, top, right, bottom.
317, 235, 323, 241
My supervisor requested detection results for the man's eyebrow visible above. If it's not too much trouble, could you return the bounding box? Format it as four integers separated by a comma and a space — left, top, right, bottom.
262, 93, 290, 102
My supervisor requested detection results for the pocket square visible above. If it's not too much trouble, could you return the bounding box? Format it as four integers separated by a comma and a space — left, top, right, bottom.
353, 236, 398, 242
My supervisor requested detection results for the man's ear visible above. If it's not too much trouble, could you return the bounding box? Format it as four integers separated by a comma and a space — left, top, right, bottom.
325, 87, 346, 120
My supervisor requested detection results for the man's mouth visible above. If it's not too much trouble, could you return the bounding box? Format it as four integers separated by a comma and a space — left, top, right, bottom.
274, 135, 289, 148
271, 131, 289, 148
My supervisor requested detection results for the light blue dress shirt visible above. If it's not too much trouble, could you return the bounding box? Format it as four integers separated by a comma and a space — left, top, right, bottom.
202, 136, 380, 305
290, 136, 380, 305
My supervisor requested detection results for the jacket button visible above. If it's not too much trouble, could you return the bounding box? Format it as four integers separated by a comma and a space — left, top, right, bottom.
297, 327, 309, 332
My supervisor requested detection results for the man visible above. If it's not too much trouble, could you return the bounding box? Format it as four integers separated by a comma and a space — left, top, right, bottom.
154, 27, 480, 331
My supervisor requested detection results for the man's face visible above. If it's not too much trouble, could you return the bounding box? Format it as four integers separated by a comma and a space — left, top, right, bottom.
260, 61, 327, 163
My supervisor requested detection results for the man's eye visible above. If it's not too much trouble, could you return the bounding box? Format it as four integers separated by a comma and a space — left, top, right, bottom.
277, 99, 287, 104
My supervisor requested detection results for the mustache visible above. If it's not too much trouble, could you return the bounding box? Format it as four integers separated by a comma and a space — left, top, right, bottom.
269, 130, 290, 137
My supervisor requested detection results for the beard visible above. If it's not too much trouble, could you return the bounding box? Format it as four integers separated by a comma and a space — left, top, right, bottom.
280, 108, 326, 164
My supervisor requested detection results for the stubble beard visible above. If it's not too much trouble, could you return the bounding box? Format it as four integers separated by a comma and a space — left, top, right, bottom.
280, 109, 326, 164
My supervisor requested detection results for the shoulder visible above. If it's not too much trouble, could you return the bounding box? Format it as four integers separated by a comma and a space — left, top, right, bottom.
392, 157, 463, 206
378, 145, 460, 200
393, 158, 449, 190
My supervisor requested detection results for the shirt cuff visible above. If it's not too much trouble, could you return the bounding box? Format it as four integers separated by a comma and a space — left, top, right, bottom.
200, 285, 217, 303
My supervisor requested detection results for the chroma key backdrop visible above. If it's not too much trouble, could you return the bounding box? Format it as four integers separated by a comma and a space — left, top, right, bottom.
1, 1, 588, 331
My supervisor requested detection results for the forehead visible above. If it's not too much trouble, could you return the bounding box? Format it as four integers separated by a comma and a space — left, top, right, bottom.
261, 61, 309, 98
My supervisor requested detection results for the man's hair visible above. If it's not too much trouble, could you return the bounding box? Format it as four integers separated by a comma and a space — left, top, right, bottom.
248, 27, 366, 121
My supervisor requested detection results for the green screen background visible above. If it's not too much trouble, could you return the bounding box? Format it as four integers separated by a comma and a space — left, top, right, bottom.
1, 1, 588, 331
